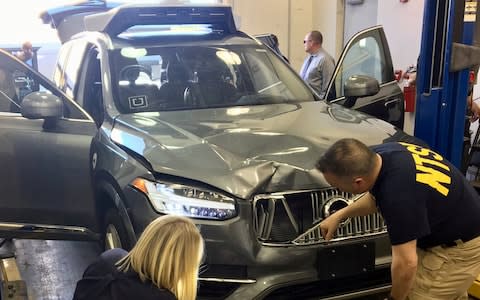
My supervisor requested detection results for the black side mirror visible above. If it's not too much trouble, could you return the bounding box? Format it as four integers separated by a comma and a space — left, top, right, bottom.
343, 75, 380, 108
21, 91, 63, 120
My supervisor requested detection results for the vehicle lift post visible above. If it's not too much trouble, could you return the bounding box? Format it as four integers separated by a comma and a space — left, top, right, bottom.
414, 0, 480, 168
414, 2, 480, 296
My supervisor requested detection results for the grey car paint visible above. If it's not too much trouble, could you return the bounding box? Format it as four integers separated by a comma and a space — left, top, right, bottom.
111, 101, 400, 199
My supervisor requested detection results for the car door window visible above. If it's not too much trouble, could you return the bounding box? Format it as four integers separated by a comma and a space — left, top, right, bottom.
53, 42, 72, 90
327, 26, 392, 101
0, 65, 47, 113
80, 47, 104, 125
54, 40, 87, 98
334, 37, 385, 99
63, 42, 88, 98
0, 54, 89, 119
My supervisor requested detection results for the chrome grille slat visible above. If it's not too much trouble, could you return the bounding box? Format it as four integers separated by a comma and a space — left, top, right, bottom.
312, 192, 321, 222
254, 189, 388, 246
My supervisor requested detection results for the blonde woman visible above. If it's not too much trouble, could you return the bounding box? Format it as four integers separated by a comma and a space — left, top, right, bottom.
73, 215, 204, 300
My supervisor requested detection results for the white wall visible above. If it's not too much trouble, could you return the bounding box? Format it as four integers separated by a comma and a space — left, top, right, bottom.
377, 0, 425, 71
344, 0, 378, 43
228, 0, 425, 76
0, 1, 80, 45
229, 0, 313, 72
312, 0, 344, 59
229, 0, 290, 58
289, 0, 314, 70
229, 0, 344, 72
1, 1, 427, 82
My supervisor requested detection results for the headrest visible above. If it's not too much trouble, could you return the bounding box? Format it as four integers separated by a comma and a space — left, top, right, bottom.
196, 68, 221, 83
166, 61, 189, 83
118, 55, 140, 81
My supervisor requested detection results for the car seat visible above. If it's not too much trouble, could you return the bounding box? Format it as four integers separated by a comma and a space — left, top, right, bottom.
185, 68, 237, 107
157, 61, 190, 109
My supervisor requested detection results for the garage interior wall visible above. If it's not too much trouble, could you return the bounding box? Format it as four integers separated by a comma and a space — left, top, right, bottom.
1, 0, 426, 87
226, 0, 425, 76
377, 0, 425, 71
343, 0, 378, 44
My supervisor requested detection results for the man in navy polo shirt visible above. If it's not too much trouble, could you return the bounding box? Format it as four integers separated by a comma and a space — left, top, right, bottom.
316, 138, 480, 300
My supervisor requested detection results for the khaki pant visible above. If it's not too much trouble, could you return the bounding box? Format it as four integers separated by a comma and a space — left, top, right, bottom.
408, 235, 480, 300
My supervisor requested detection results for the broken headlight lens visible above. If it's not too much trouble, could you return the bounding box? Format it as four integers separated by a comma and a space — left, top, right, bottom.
132, 178, 236, 220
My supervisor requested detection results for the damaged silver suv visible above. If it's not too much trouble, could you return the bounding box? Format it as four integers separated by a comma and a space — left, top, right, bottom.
0, 2, 421, 299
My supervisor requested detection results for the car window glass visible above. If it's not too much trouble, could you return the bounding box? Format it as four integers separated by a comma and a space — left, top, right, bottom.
244, 50, 280, 92
111, 45, 313, 113
334, 36, 386, 98
53, 42, 72, 90
82, 49, 104, 126
63, 42, 87, 98
0, 65, 87, 119
0, 68, 23, 112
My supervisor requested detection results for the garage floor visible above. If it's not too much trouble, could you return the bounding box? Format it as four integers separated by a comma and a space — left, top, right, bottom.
3, 239, 478, 300
6, 239, 101, 300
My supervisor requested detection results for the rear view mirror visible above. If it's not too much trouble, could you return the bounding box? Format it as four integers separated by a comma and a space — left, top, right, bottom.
21, 91, 63, 120
343, 75, 380, 108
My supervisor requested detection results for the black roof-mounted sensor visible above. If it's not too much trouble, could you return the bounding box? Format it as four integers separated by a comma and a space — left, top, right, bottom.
40, 1, 237, 43
84, 4, 237, 37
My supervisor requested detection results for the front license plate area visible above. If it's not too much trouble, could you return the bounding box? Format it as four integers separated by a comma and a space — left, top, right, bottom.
317, 241, 375, 280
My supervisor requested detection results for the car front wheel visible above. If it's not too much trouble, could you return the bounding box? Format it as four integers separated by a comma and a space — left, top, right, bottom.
103, 208, 133, 251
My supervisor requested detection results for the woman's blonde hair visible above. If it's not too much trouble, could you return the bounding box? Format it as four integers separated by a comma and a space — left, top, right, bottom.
117, 215, 204, 300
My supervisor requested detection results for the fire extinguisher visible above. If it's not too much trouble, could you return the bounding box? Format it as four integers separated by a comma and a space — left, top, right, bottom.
403, 66, 417, 113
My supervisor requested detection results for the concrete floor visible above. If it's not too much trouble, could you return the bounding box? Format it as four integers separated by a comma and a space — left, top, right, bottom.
3, 239, 391, 300
3, 239, 479, 300
10, 239, 101, 300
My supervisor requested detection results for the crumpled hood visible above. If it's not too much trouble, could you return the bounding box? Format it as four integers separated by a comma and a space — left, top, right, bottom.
112, 102, 403, 199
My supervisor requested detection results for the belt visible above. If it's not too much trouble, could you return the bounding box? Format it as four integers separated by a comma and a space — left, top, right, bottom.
441, 232, 480, 248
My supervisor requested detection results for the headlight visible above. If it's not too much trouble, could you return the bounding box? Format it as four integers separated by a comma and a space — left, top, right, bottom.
131, 178, 236, 220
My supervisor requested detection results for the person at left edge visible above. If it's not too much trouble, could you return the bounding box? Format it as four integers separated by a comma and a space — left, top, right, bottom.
14, 41, 33, 63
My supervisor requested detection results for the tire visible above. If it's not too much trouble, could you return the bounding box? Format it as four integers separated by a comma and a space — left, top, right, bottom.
103, 208, 133, 251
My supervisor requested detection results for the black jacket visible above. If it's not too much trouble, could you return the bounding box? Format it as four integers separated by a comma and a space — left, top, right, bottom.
72, 248, 176, 300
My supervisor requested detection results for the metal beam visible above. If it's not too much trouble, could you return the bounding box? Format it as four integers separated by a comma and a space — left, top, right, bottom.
414, 0, 478, 167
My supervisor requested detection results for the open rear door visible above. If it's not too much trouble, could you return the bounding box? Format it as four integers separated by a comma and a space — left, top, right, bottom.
39, 1, 123, 43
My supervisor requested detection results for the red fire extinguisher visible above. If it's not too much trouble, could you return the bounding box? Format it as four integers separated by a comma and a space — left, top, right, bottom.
403, 66, 416, 113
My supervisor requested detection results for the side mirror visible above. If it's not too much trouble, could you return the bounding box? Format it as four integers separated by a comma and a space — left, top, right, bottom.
21, 91, 63, 119
343, 75, 380, 108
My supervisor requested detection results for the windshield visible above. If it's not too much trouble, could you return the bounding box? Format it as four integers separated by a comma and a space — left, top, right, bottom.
111, 44, 314, 113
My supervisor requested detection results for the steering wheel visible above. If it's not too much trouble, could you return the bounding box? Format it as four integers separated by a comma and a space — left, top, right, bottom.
119, 64, 151, 82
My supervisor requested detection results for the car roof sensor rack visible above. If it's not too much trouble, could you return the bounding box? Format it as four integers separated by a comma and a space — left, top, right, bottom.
84, 4, 238, 37
40, 1, 121, 28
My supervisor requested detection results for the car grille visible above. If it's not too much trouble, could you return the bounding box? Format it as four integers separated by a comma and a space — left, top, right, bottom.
253, 188, 387, 246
